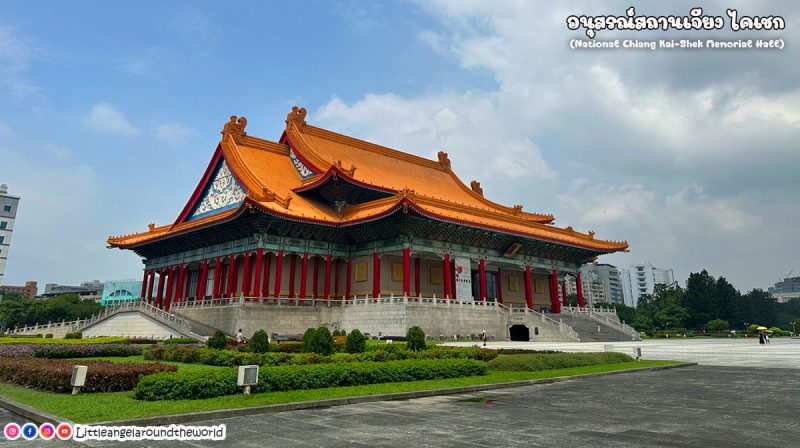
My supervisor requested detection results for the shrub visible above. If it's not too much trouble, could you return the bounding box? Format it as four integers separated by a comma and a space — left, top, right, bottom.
302, 328, 318, 353
314, 327, 335, 356
768, 327, 783, 336
406, 326, 426, 352
705, 319, 730, 332
272, 342, 303, 353
130, 338, 159, 344
0, 358, 175, 393
44, 334, 53, 339
250, 330, 270, 354
486, 352, 634, 371
748, 324, 760, 334
345, 329, 366, 353
162, 337, 199, 345
32, 343, 142, 359
64, 332, 82, 339
134, 359, 487, 400
207, 330, 228, 350
0, 337, 128, 345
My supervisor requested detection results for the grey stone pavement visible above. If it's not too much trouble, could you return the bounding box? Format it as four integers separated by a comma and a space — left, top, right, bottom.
1, 339, 798, 447
447, 337, 800, 369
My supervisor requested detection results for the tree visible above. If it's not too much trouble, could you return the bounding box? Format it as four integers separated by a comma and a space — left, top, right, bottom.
406, 326, 426, 352
207, 330, 228, 350
705, 319, 729, 332
654, 302, 690, 329
314, 326, 335, 356
302, 328, 318, 353
632, 314, 654, 333
345, 329, 366, 353
250, 329, 270, 353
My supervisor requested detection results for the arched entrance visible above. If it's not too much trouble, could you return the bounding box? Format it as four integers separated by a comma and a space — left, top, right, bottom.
509, 324, 530, 341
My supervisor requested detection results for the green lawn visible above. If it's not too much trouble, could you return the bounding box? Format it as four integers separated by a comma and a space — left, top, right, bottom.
0, 359, 682, 423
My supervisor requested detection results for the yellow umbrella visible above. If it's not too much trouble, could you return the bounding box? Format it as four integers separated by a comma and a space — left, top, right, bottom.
757, 326, 768, 331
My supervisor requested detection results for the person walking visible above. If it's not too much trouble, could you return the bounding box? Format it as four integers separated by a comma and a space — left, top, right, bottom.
765, 332, 771, 344
758, 332, 765, 345
236, 329, 244, 346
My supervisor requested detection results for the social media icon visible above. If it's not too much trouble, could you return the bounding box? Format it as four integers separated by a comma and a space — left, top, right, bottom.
39, 423, 56, 440
3, 423, 21, 440
56, 423, 73, 440
21, 423, 38, 440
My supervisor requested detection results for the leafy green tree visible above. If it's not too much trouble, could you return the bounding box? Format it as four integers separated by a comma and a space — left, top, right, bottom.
345, 329, 367, 353
302, 328, 318, 353
250, 329, 270, 353
406, 326, 426, 352
207, 330, 228, 350
705, 319, 729, 332
654, 302, 690, 329
314, 326, 336, 356
567, 293, 579, 307
632, 314, 654, 333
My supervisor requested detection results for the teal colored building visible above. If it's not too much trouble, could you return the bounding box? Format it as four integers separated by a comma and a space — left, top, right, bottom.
101, 279, 159, 306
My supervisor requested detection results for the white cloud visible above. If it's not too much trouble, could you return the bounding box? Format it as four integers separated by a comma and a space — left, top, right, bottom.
85, 103, 139, 135
0, 121, 13, 138
155, 122, 196, 145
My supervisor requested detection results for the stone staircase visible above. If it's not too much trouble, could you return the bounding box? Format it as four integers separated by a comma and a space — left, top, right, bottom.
557, 314, 638, 342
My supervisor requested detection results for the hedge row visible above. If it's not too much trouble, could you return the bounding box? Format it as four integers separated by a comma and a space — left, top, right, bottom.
143, 345, 497, 367
486, 352, 634, 372
0, 337, 130, 345
0, 358, 176, 393
0, 343, 143, 358
134, 359, 487, 401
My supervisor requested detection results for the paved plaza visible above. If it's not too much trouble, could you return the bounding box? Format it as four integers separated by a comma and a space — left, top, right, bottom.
447, 337, 800, 369
1, 338, 797, 447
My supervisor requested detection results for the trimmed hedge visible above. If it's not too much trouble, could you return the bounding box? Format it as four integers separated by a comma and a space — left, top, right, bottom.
0, 358, 176, 393
0, 343, 142, 358
142, 345, 497, 367
0, 337, 130, 345
134, 359, 487, 401
162, 337, 200, 345
486, 352, 634, 371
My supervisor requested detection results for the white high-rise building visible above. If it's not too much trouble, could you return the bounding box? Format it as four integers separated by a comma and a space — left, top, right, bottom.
621, 263, 675, 307
565, 263, 624, 305
0, 184, 21, 286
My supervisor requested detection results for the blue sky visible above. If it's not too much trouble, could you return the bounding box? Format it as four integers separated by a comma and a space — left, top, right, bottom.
1, 1, 798, 291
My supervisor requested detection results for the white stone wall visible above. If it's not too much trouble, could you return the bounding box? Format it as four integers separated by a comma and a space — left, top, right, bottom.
81, 313, 191, 339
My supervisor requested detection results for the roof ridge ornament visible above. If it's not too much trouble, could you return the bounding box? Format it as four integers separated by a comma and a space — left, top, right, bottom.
335, 160, 357, 177
148, 223, 156, 232
286, 106, 307, 128
221, 116, 248, 143
470, 180, 484, 197
255, 187, 292, 209
399, 187, 416, 198
512, 205, 523, 215
437, 151, 451, 170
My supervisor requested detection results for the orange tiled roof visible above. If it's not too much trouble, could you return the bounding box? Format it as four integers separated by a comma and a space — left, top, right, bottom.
107, 108, 628, 253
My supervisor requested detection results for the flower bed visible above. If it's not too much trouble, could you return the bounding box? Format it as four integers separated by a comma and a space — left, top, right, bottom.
142, 345, 497, 367
0, 344, 142, 358
0, 358, 176, 393
0, 337, 130, 345
134, 358, 487, 401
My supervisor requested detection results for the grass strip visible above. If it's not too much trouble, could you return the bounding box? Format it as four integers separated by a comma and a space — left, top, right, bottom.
0, 360, 681, 423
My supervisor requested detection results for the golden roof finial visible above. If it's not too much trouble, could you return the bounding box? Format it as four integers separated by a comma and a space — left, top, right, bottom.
286, 106, 307, 128
148, 223, 155, 232
512, 205, 523, 215
470, 180, 484, 197
221, 116, 248, 143
437, 151, 451, 170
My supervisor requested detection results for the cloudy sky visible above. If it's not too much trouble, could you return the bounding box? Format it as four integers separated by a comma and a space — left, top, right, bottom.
0, 1, 797, 292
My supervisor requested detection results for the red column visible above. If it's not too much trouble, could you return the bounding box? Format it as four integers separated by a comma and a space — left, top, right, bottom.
497, 268, 503, 304
253, 249, 263, 298
524, 266, 533, 310
372, 253, 380, 301
242, 251, 252, 299
155, 269, 166, 308
140, 270, 148, 301
443, 254, 451, 300
551, 269, 561, 313
479, 258, 487, 301
164, 266, 175, 311
345, 258, 352, 302
146, 270, 155, 304
263, 252, 272, 299
313, 257, 320, 299
174, 264, 186, 305
226, 254, 236, 299
334, 259, 341, 299
576, 272, 585, 308
197, 259, 209, 300
414, 258, 421, 298
451, 260, 457, 301
273, 250, 284, 300
402, 248, 411, 297
184, 270, 191, 302
212, 257, 222, 299
299, 253, 309, 303
288, 254, 296, 299
562, 279, 568, 308
324, 255, 332, 301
